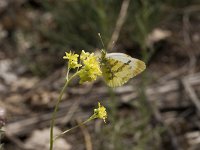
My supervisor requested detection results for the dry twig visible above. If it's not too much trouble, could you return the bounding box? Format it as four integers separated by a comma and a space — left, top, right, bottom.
182, 78, 200, 113
107, 0, 130, 51
77, 119, 93, 150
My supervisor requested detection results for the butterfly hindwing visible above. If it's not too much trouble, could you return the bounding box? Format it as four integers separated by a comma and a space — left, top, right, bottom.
101, 53, 146, 87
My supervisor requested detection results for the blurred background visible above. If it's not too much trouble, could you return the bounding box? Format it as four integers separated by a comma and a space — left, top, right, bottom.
0, 0, 200, 149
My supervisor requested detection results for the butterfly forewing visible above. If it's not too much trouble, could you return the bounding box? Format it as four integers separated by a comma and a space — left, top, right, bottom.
101, 53, 146, 87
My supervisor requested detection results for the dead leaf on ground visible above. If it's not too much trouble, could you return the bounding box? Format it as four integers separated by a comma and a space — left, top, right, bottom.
25, 127, 71, 150
146, 28, 171, 47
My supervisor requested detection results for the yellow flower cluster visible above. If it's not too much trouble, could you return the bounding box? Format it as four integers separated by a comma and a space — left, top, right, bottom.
90, 102, 107, 123
78, 50, 102, 83
63, 50, 102, 84
63, 51, 81, 69
63, 51, 108, 124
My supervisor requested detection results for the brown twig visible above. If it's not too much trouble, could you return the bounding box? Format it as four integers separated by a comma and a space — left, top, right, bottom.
107, 0, 130, 51
77, 119, 93, 150
157, 64, 188, 83
182, 78, 200, 113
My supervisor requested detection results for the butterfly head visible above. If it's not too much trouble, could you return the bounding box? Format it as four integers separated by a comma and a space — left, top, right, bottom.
101, 49, 106, 58
99, 49, 107, 63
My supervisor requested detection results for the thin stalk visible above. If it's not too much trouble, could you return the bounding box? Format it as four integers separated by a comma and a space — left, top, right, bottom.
54, 117, 93, 141
66, 66, 70, 81
49, 80, 68, 150
49, 71, 79, 150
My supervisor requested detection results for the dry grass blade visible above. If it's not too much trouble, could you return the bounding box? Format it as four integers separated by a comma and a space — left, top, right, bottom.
182, 78, 200, 113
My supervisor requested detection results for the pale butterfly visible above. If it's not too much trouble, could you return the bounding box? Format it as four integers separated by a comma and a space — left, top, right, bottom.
100, 50, 146, 87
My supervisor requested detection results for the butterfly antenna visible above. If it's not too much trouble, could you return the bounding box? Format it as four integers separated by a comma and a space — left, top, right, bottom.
111, 41, 115, 50
98, 33, 106, 53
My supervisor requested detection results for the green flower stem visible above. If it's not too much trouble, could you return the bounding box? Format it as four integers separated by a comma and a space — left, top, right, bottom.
54, 117, 94, 141
49, 71, 79, 150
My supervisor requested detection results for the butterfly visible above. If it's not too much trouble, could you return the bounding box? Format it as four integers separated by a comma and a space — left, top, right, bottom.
100, 51, 146, 87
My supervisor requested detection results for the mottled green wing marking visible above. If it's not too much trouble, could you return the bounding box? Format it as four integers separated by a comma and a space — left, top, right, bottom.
101, 58, 133, 87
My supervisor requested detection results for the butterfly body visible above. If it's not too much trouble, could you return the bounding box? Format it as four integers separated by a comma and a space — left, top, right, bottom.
100, 52, 146, 87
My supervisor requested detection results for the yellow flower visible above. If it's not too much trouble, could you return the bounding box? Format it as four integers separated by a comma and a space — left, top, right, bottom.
78, 50, 102, 83
63, 51, 82, 69
80, 50, 90, 61
90, 102, 107, 123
